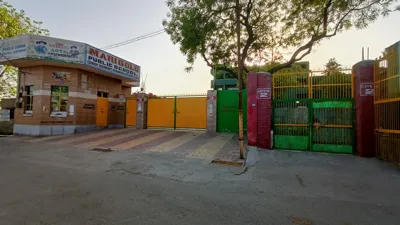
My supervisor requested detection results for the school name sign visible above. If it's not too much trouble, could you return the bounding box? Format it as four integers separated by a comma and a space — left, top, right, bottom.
0, 34, 140, 82
86, 46, 140, 81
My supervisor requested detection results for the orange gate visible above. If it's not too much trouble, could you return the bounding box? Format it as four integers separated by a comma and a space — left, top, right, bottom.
125, 98, 137, 127
147, 94, 207, 129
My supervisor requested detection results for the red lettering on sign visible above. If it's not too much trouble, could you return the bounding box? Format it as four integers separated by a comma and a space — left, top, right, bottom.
88, 47, 140, 73
100, 53, 107, 60
89, 48, 99, 57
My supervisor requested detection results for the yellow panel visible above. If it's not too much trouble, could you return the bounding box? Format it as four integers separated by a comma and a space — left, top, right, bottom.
96, 97, 108, 127
176, 97, 207, 129
147, 98, 175, 128
125, 99, 137, 126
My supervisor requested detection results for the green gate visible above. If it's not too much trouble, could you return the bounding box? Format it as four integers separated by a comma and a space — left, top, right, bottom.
272, 70, 355, 153
217, 90, 247, 133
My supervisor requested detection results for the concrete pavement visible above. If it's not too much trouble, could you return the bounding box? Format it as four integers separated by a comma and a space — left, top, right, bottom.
9, 128, 236, 161
0, 135, 399, 224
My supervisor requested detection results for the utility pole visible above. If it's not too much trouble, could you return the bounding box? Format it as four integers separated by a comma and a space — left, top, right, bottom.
236, 0, 244, 159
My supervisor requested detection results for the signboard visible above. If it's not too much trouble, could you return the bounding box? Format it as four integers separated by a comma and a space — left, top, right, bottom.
0, 35, 141, 85
0, 109, 10, 121
85, 45, 140, 81
256, 88, 271, 99
360, 83, 374, 96
27, 35, 85, 64
0, 35, 28, 62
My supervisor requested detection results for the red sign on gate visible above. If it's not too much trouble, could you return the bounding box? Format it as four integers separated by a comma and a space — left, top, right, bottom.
256, 88, 271, 99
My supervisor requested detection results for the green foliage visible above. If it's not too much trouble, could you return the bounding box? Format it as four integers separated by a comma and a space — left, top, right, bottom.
163, 0, 396, 73
312, 58, 352, 99
0, 0, 49, 99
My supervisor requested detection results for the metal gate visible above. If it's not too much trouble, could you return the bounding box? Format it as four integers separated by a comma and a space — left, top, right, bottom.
272, 69, 354, 153
125, 98, 137, 127
147, 94, 207, 129
374, 52, 400, 164
216, 90, 247, 133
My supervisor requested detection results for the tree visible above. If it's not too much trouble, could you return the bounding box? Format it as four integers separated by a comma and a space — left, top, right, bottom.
163, 0, 397, 74
0, 0, 49, 100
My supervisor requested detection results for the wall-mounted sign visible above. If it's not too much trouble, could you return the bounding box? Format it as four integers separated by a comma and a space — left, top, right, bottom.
69, 104, 75, 115
52, 72, 71, 85
85, 45, 140, 81
0, 35, 28, 62
83, 104, 95, 109
43, 84, 51, 89
0, 35, 141, 85
360, 83, 374, 96
27, 35, 85, 64
256, 88, 271, 99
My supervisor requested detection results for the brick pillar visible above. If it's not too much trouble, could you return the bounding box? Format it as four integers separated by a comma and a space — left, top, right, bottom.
247, 72, 272, 149
136, 93, 148, 129
206, 90, 217, 132
353, 60, 375, 157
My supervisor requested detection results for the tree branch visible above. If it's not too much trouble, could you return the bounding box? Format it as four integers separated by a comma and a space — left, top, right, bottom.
267, 37, 315, 73
240, 0, 255, 64
267, 0, 382, 74
326, 0, 382, 38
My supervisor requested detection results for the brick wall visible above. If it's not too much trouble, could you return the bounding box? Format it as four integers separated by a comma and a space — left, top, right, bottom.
15, 65, 127, 129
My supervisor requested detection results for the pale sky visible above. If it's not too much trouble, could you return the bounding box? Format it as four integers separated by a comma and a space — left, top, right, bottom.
7, 0, 400, 95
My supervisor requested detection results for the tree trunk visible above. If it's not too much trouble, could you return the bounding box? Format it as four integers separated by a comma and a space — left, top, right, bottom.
236, 0, 244, 159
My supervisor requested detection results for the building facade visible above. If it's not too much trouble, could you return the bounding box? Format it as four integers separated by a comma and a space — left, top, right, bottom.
0, 34, 140, 136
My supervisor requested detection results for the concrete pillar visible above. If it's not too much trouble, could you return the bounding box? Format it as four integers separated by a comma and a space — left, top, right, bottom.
206, 90, 217, 132
353, 60, 375, 157
247, 72, 272, 149
136, 93, 148, 129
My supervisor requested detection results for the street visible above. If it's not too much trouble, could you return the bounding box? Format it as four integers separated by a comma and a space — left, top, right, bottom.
0, 135, 399, 225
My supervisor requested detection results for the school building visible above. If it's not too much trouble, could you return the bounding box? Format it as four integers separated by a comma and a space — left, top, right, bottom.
0, 34, 140, 136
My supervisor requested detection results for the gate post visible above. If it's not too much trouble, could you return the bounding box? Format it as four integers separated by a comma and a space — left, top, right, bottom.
136, 93, 148, 129
206, 90, 217, 132
353, 60, 375, 157
247, 72, 272, 149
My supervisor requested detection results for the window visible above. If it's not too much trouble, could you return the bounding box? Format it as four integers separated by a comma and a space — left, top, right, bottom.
97, 91, 108, 98
25, 86, 34, 112
51, 86, 68, 113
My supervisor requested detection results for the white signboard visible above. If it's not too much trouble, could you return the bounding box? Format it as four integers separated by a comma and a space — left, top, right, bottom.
0, 35, 28, 62
85, 45, 140, 81
360, 83, 374, 96
0, 109, 10, 121
27, 35, 85, 64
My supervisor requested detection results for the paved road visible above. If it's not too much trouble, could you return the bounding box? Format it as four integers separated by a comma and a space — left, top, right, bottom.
14, 128, 236, 161
0, 136, 399, 225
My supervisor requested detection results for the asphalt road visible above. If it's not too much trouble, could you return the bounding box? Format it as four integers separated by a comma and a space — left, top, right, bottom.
0, 137, 399, 225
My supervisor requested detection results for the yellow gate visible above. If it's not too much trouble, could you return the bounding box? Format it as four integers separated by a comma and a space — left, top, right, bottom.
374, 52, 400, 164
96, 97, 108, 127
125, 98, 137, 127
147, 98, 175, 128
147, 94, 207, 129
176, 97, 207, 129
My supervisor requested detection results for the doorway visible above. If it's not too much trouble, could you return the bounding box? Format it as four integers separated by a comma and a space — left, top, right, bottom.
96, 91, 109, 127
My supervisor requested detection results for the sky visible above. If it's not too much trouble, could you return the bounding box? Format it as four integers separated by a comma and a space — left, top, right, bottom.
6, 0, 400, 95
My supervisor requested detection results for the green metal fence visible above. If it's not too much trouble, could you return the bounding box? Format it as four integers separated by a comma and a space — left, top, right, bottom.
272, 70, 354, 153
